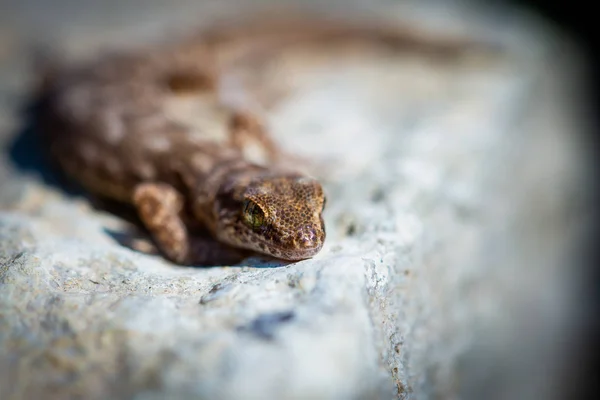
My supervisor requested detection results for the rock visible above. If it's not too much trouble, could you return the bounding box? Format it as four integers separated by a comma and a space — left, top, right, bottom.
0, 1, 594, 399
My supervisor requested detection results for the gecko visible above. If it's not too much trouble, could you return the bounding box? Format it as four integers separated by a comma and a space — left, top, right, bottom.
35, 14, 498, 266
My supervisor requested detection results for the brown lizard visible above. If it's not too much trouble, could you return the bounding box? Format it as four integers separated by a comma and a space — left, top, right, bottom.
35, 13, 498, 266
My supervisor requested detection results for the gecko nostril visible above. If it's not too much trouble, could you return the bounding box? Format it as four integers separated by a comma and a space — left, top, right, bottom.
296, 227, 318, 248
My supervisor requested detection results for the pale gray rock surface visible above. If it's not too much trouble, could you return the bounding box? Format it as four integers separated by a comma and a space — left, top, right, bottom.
0, 1, 594, 399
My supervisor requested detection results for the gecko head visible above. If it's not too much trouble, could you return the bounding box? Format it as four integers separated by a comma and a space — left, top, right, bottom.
216, 175, 326, 261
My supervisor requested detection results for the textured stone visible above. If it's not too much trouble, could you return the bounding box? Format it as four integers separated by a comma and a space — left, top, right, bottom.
0, 1, 593, 399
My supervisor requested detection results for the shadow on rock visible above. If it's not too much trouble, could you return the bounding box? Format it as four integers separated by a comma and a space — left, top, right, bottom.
7, 94, 84, 197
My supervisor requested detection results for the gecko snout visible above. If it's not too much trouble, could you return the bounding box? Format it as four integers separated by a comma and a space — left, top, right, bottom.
295, 226, 322, 250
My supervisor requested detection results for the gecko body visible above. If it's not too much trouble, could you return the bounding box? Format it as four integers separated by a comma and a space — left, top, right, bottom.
37, 15, 494, 265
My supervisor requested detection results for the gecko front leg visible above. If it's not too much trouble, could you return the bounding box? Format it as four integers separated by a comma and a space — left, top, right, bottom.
132, 182, 246, 266
229, 110, 281, 162
229, 110, 315, 172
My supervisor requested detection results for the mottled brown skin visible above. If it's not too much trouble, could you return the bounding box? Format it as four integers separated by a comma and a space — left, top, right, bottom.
37, 15, 495, 265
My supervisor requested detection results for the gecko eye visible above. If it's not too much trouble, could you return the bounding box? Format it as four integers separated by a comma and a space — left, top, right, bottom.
242, 199, 265, 229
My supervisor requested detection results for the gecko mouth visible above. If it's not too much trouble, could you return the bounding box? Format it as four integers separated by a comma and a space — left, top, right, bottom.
269, 245, 323, 261
274, 230, 325, 260
288, 244, 324, 260
245, 231, 324, 261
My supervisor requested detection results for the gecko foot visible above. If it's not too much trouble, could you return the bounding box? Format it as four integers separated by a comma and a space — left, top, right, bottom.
132, 182, 246, 266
